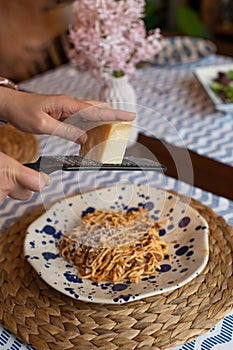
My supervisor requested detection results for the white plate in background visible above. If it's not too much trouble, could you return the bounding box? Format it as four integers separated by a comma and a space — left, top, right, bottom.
194, 64, 233, 112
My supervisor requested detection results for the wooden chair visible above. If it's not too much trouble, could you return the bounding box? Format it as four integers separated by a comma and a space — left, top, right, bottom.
21, 32, 70, 80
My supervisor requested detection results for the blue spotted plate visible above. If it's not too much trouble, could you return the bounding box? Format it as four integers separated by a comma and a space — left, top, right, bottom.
24, 185, 209, 304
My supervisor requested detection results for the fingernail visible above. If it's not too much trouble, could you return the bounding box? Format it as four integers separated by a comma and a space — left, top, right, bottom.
129, 112, 136, 120
120, 111, 136, 120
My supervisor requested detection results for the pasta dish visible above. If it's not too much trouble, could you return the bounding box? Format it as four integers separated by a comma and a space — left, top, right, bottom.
58, 208, 169, 283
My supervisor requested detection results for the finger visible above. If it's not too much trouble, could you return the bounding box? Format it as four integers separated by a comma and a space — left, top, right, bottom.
41, 115, 87, 144
85, 100, 112, 108
78, 105, 136, 122
4, 168, 50, 202
17, 165, 51, 192
62, 100, 135, 122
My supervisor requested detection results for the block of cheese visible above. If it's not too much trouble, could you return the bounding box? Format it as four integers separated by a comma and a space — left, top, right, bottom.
79, 121, 132, 164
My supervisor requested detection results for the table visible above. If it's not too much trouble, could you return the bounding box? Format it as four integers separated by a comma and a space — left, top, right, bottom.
1, 53, 233, 349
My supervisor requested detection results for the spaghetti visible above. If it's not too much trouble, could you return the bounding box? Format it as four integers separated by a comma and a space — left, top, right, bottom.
58, 208, 169, 283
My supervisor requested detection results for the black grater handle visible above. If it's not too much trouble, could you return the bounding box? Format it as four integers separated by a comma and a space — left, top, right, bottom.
24, 155, 166, 174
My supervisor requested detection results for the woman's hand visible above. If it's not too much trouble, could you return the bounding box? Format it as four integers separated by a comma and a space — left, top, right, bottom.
0, 89, 135, 144
0, 152, 50, 203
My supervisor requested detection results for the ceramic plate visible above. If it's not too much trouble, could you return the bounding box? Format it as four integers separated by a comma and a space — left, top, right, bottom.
24, 185, 209, 304
150, 36, 216, 66
194, 64, 233, 112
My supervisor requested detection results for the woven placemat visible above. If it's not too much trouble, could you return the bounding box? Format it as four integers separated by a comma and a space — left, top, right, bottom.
0, 194, 233, 350
0, 124, 38, 163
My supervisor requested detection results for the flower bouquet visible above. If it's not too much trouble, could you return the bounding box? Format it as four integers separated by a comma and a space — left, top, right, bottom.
68, 0, 162, 81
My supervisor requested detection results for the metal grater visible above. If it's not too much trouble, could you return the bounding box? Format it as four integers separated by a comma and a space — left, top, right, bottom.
24, 155, 166, 174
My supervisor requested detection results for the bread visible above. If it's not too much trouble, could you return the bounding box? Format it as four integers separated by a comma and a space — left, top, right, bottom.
79, 121, 132, 164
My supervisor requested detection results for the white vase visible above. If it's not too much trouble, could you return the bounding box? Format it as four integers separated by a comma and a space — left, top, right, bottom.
99, 75, 138, 147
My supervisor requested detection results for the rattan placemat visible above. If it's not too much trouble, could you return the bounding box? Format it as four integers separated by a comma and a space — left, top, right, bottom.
0, 124, 38, 163
0, 194, 232, 350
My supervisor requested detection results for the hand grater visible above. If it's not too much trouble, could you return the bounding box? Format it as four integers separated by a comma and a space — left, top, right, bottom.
24, 155, 166, 174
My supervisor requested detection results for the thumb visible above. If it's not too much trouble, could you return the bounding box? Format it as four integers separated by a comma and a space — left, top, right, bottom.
42, 116, 87, 144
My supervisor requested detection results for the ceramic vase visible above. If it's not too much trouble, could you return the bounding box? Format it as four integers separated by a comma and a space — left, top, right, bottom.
99, 75, 138, 147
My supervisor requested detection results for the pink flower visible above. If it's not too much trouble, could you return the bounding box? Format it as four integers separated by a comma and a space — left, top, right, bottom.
68, 0, 162, 80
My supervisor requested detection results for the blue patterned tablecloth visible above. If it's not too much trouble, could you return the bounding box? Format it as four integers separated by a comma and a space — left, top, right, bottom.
1, 54, 233, 349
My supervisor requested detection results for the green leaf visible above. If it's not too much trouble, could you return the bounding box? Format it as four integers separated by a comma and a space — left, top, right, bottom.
226, 70, 233, 80
113, 71, 124, 78
211, 82, 223, 92
176, 5, 206, 37
144, 1, 163, 31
